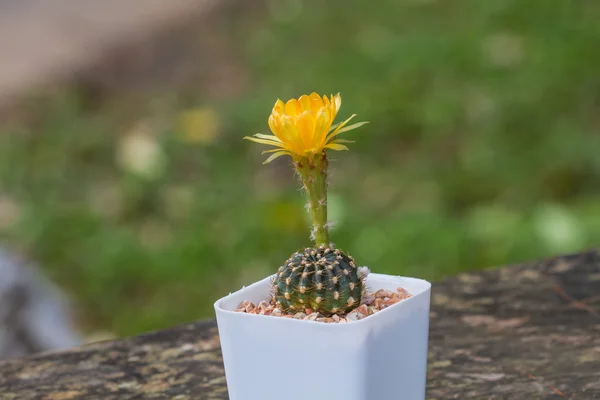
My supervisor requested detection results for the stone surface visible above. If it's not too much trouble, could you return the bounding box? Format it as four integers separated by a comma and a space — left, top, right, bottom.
0, 250, 599, 399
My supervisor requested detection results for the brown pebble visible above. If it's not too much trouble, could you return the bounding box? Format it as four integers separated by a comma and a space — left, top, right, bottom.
362, 295, 375, 305
258, 300, 270, 309
332, 315, 340, 322
376, 289, 395, 298
382, 298, 398, 307
235, 300, 255, 313
304, 313, 319, 321
305, 308, 314, 314
293, 312, 307, 319
346, 312, 360, 322
355, 304, 368, 315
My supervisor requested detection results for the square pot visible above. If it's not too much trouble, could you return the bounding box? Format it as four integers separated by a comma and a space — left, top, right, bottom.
214, 272, 431, 400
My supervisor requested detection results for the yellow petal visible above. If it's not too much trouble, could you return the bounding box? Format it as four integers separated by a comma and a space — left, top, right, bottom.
285, 99, 301, 117
281, 116, 303, 153
330, 139, 355, 144
314, 107, 332, 149
324, 143, 349, 151
309, 92, 324, 113
254, 133, 283, 142
268, 113, 282, 138
262, 148, 288, 154
326, 114, 356, 141
332, 93, 342, 114
273, 99, 285, 113
243, 136, 286, 148
298, 94, 312, 111
296, 110, 317, 149
327, 120, 343, 133
263, 151, 291, 164
328, 121, 369, 141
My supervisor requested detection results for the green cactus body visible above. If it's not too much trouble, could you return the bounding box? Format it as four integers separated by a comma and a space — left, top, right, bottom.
272, 244, 365, 315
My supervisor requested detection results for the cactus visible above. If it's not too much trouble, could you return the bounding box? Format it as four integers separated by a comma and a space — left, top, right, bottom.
244, 92, 369, 316
272, 244, 367, 315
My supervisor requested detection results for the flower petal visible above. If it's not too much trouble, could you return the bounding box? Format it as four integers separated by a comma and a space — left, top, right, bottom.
254, 133, 283, 142
314, 107, 332, 149
263, 150, 291, 164
324, 143, 349, 151
326, 114, 356, 141
281, 115, 303, 153
327, 121, 343, 133
243, 136, 286, 148
268, 114, 284, 141
330, 121, 369, 134
285, 99, 301, 117
330, 139, 355, 144
262, 148, 287, 154
298, 94, 312, 111
272, 99, 285, 116
323, 95, 331, 109
329, 121, 369, 139
296, 110, 317, 149
332, 93, 342, 114
309, 92, 324, 113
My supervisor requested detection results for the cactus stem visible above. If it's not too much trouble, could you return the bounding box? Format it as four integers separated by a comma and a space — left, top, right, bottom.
295, 152, 329, 246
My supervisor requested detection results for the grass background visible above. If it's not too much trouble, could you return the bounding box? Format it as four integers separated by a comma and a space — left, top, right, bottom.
1, 0, 600, 338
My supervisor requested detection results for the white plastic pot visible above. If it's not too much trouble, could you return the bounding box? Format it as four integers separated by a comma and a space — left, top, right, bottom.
214, 272, 431, 400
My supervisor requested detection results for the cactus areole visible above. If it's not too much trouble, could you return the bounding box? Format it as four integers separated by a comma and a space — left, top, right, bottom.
244, 92, 369, 316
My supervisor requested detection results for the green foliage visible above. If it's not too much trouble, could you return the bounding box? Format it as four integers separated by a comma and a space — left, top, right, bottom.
1, 0, 600, 337
273, 245, 365, 315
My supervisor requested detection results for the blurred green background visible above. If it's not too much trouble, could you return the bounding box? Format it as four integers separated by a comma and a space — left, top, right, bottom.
1, 0, 600, 339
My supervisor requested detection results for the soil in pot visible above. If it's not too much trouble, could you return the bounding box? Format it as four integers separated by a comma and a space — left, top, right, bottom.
233, 286, 412, 323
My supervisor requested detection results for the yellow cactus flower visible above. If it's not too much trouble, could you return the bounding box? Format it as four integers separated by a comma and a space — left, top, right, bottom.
244, 92, 368, 163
